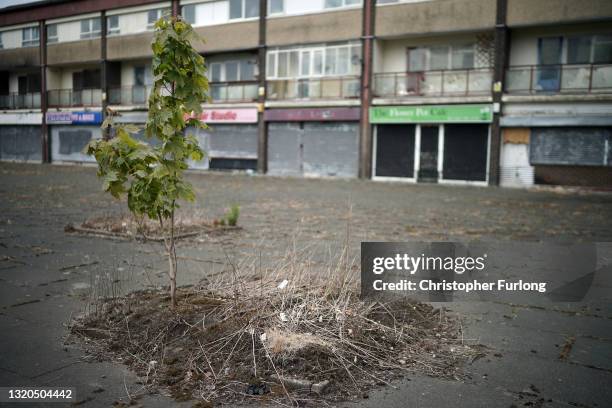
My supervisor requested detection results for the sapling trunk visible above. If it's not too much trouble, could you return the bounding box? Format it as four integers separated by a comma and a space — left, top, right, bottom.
87, 17, 208, 311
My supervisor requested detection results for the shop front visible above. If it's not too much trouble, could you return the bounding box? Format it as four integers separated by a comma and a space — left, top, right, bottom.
264, 108, 360, 178
189, 108, 259, 171
370, 104, 493, 185
0, 113, 43, 162
47, 111, 102, 163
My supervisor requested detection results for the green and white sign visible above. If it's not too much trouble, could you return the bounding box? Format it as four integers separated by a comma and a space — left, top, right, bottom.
370, 104, 493, 124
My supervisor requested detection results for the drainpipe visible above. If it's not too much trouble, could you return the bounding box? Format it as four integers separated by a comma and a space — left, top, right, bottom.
256, 0, 267, 174
359, 0, 375, 179
171, 0, 179, 17
489, 0, 508, 186
39, 19, 49, 163
101, 10, 109, 140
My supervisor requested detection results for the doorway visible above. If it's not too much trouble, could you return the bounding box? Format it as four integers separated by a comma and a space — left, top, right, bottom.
418, 125, 439, 182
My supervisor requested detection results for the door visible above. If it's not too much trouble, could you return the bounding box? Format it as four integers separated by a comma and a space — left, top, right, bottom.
537, 37, 563, 92
375, 125, 416, 178
418, 126, 439, 182
72, 71, 83, 106
406, 48, 427, 95
133, 66, 147, 104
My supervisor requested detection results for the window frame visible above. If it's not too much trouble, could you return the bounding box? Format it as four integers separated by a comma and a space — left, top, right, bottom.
107, 15, 120, 36
22, 26, 40, 47
267, 43, 362, 80
80, 18, 101, 39
229, 0, 260, 20
46, 24, 58, 44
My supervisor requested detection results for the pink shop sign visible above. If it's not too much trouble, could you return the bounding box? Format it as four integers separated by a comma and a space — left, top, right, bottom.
192, 108, 258, 124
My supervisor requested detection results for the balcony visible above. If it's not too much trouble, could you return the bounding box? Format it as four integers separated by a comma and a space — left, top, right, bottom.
210, 81, 258, 103
373, 68, 493, 99
108, 86, 151, 106
48, 89, 102, 108
505, 64, 612, 94
266, 76, 360, 101
0, 93, 41, 110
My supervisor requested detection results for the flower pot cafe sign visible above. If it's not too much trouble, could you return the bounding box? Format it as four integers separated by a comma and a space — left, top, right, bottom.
370, 104, 493, 124
46, 111, 102, 125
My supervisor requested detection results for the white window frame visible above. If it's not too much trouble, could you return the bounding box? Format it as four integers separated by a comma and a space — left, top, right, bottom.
408, 44, 477, 72
107, 15, 120, 36
147, 9, 170, 30
80, 18, 101, 39
324, 0, 362, 9
46, 24, 58, 43
268, 0, 284, 15
210, 59, 257, 82
267, 43, 361, 80
565, 34, 612, 65
22, 26, 40, 47
229, 0, 260, 21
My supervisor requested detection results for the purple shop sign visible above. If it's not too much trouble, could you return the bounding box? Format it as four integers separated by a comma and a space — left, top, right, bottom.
264, 107, 360, 122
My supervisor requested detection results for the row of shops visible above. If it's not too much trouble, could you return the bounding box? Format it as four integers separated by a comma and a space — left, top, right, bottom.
0, 104, 611, 187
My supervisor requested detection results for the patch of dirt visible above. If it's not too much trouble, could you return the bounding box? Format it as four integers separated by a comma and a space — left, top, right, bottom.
65, 214, 239, 241
71, 279, 483, 406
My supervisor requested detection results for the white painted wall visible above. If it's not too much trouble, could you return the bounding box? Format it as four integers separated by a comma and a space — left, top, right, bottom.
194, 1, 229, 26
0, 28, 25, 49
115, 11, 150, 36
57, 20, 83, 43
8, 74, 18, 93
46, 69, 62, 90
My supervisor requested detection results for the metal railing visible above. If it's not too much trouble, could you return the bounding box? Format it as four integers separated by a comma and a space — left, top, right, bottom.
505, 63, 612, 94
0, 92, 41, 109
210, 81, 258, 103
267, 76, 361, 100
373, 67, 493, 98
47, 88, 102, 107
108, 86, 151, 105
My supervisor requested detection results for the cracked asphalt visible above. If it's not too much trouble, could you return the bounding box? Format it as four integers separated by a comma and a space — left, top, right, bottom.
0, 162, 611, 407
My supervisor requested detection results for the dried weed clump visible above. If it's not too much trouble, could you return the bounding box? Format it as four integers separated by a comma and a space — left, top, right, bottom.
71, 243, 482, 406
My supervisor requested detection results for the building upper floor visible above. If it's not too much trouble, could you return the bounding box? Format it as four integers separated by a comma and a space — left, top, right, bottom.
0, 0, 610, 109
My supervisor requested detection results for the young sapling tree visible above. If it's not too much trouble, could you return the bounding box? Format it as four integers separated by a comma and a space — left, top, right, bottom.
87, 16, 209, 307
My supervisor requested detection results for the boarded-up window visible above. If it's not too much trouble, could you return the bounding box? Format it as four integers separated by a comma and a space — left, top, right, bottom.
503, 128, 530, 145
530, 127, 612, 166
0, 126, 41, 161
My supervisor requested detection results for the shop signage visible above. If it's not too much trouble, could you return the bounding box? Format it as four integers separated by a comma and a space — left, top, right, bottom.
46, 111, 102, 125
193, 108, 258, 124
265, 107, 360, 122
370, 104, 493, 124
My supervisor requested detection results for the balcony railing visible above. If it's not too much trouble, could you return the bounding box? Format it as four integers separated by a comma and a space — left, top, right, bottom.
108, 86, 151, 106
210, 81, 258, 103
267, 76, 361, 100
48, 88, 102, 107
505, 63, 612, 94
0, 92, 41, 109
373, 68, 493, 98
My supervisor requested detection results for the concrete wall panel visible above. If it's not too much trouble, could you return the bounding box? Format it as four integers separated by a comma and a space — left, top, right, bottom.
507, 0, 612, 27
376, 0, 495, 38
267, 9, 361, 47
47, 39, 101, 65
194, 21, 259, 53
0, 47, 39, 69
107, 32, 154, 60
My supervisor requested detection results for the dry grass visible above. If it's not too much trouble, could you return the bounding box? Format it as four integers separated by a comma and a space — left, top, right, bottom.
71, 238, 483, 406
